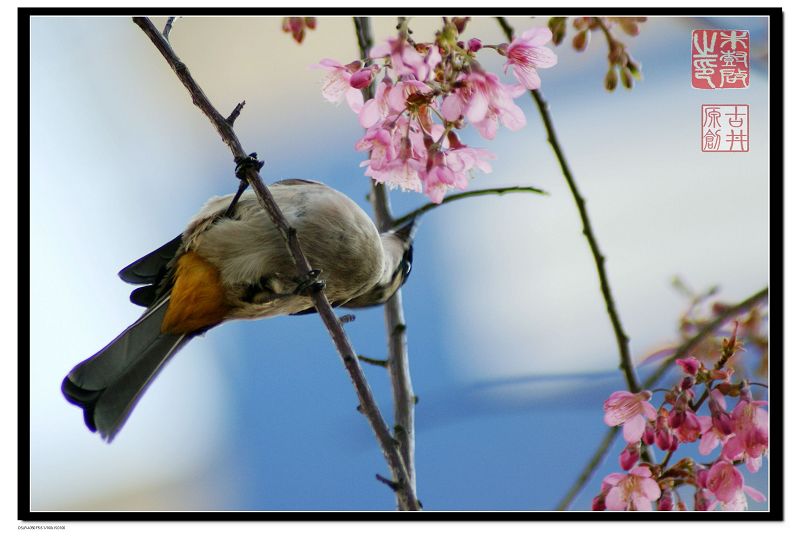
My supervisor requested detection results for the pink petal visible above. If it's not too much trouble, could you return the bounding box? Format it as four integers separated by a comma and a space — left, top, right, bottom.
369, 42, 391, 58
641, 401, 658, 421
639, 478, 661, 501
632, 495, 654, 511
441, 94, 463, 121
519, 26, 553, 46
530, 46, 558, 69
604, 487, 626, 510
698, 431, 718, 456
498, 102, 526, 131
313, 58, 342, 71
345, 88, 364, 113
474, 116, 498, 140
466, 91, 490, 123
623, 415, 645, 443
358, 100, 381, 128
629, 466, 652, 478
512, 64, 542, 90
745, 455, 762, 473
743, 485, 766, 502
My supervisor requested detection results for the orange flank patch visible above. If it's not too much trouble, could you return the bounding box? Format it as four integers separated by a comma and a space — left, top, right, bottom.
162, 252, 229, 334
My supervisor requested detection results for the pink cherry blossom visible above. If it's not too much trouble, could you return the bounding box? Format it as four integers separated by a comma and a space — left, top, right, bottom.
706, 460, 743, 503
723, 398, 769, 472
502, 26, 558, 90
442, 71, 526, 140
313, 59, 364, 112
603, 390, 657, 443
603, 466, 661, 511
370, 38, 439, 81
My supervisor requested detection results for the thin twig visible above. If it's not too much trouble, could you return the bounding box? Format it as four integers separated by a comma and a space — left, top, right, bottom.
497, 17, 640, 395
392, 186, 548, 228
132, 16, 419, 511
163, 16, 177, 40
354, 16, 418, 508
556, 286, 768, 510
226, 100, 246, 125
358, 355, 389, 368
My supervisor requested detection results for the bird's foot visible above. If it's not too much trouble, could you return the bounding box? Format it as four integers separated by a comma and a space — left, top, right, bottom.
293, 269, 325, 295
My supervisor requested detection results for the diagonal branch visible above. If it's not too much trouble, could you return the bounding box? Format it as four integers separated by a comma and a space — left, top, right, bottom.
555, 286, 768, 510
497, 17, 640, 394
132, 16, 419, 511
354, 16, 418, 507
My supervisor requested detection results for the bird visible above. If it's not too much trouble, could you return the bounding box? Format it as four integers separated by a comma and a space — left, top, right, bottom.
62, 179, 416, 441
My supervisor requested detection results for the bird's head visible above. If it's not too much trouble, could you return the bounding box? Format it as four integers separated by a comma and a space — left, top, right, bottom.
346, 217, 417, 308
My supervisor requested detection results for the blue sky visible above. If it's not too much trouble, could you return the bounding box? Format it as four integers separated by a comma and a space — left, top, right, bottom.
28, 15, 770, 511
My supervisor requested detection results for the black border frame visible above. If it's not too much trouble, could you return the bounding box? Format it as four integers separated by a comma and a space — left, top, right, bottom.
18, 6, 784, 521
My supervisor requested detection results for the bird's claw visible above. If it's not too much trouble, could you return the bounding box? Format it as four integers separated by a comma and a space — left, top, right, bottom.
294, 269, 325, 295
234, 152, 265, 180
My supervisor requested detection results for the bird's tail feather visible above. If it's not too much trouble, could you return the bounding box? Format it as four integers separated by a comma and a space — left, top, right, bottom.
62, 295, 192, 441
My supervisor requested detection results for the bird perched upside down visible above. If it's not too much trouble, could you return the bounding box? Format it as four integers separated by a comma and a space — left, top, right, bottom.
62, 179, 415, 441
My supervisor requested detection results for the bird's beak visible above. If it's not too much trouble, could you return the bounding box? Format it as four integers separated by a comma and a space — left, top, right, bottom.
392, 217, 418, 243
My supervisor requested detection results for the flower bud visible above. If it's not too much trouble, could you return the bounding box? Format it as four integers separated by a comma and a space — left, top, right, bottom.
452, 17, 470, 34
657, 491, 674, 511
676, 356, 700, 376
643, 424, 655, 446
467, 38, 482, 52
304, 17, 317, 30
572, 30, 589, 52
620, 67, 633, 89
592, 494, 606, 511
619, 444, 640, 471
548, 18, 567, 45
669, 435, 679, 451
349, 67, 374, 89
669, 409, 685, 429
680, 376, 695, 391
604, 68, 618, 91
656, 429, 672, 451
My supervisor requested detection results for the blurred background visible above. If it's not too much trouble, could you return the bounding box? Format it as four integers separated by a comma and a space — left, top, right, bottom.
28, 15, 770, 511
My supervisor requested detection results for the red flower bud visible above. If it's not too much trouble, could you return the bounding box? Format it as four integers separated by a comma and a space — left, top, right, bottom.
467, 38, 483, 52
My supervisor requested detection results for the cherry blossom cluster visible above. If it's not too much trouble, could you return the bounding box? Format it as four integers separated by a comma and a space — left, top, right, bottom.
594, 324, 768, 511
314, 18, 557, 203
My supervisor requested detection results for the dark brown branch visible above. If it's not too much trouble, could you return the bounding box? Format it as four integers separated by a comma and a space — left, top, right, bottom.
354, 16, 418, 508
132, 16, 419, 511
556, 286, 768, 510
226, 100, 246, 125
497, 17, 640, 395
392, 186, 548, 228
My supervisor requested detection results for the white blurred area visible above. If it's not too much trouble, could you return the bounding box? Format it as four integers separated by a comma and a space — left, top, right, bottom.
28, 15, 769, 510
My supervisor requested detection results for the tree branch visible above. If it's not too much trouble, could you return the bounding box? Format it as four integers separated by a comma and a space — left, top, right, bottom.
132, 16, 419, 511
497, 17, 641, 395
354, 16, 418, 508
392, 186, 548, 228
555, 286, 768, 510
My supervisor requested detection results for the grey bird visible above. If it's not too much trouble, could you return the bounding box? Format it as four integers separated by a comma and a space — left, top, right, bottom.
62, 179, 415, 441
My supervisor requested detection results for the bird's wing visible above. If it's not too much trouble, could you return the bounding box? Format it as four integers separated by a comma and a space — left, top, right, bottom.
118, 233, 183, 285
